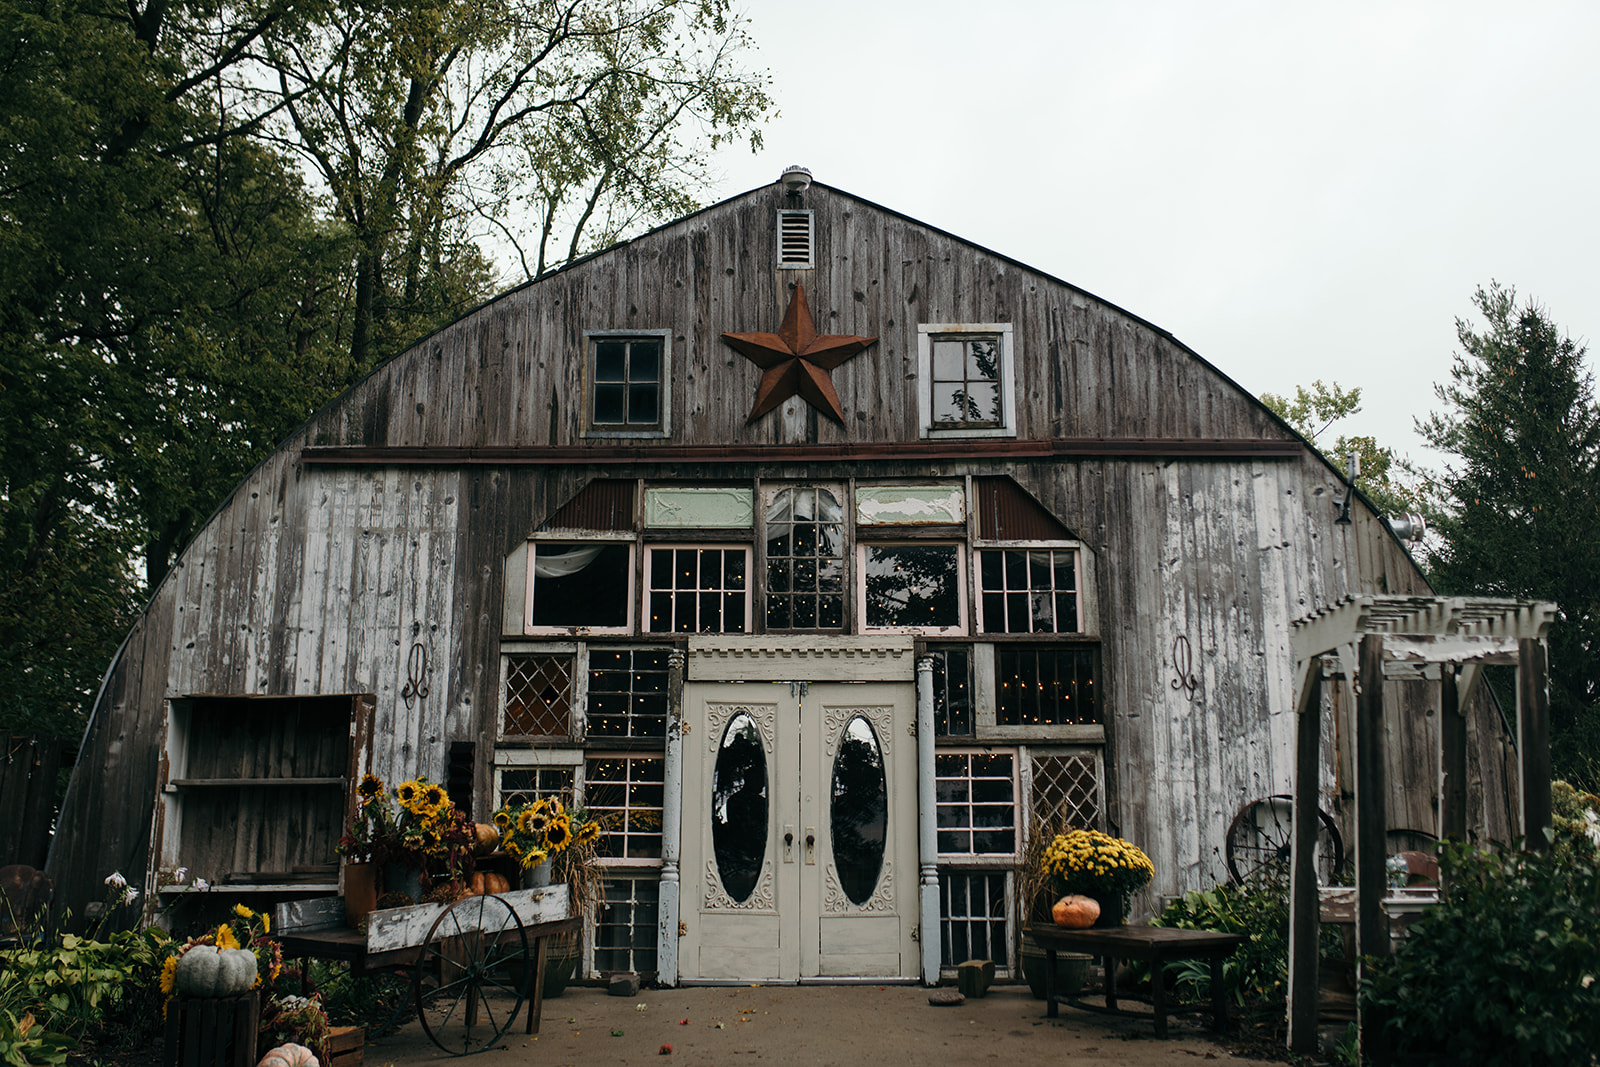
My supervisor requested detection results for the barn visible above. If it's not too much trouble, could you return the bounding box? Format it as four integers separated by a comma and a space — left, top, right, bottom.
47, 168, 1519, 985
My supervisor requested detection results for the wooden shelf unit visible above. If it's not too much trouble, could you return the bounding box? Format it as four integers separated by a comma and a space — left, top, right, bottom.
154, 694, 374, 897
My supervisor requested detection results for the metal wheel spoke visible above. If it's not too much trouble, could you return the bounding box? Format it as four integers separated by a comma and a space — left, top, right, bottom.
416, 893, 529, 1055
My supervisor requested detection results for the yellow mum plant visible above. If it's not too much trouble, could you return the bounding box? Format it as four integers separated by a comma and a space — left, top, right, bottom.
1042, 828, 1154, 908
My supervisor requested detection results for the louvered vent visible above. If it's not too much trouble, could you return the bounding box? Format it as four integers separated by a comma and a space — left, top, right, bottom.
777, 210, 813, 269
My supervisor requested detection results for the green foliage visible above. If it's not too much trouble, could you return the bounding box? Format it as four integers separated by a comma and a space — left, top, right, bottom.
1418, 284, 1600, 789
1361, 838, 1600, 1064
1150, 875, 1343, 1017
0, 1011, 73, 1067
1260, 380, 1430, 517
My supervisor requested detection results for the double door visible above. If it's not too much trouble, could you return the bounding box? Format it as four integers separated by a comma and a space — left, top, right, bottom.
678, 680, 918, 981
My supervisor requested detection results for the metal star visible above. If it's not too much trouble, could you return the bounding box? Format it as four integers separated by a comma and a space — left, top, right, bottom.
722, 285, 877, 424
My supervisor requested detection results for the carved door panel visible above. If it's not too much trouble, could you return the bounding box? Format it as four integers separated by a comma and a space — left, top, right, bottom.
680, 681, 917, 982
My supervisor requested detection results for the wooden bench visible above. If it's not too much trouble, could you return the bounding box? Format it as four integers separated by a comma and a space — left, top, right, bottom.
1025, 923, 1245, 1038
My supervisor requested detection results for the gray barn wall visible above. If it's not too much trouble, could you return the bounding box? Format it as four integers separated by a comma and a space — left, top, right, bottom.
50, 183, 1512, 916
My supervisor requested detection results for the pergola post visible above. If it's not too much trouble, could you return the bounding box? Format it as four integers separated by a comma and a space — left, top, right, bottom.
1519, 638, 1552, 850
1286, 667, 1323, 1054
1439, 664, 1467, 842
1355, 633, 1390, 1065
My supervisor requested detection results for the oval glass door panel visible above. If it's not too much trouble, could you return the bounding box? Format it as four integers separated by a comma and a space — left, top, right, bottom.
712, 711, 768, 902
830, 716, 887, 905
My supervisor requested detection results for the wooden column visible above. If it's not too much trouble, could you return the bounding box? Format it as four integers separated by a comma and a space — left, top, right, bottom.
1439, 664, 1467, 842
1355, 634, 1390, 1065
1519, 638, 1552, 850
915, 656, 941, 986
656, 650, 686, 984
1286, 667, 1322, 1054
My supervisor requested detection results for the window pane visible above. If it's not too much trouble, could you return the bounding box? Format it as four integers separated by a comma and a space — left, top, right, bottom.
931, 340, 964, 381
648, 546, 749, 634
932, 385, 965, 423
996, 647, 1099, 726
530, 544, 629, 629
629, 341, 661, 380
966, 339, 999, 381
764, 487, 844, 631
593, 384, 625, 424
627, 383, 659, 424
595, 342, 627, 381
863, 545, 960, 629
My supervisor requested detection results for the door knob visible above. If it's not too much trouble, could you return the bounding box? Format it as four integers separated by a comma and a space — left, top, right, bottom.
804, 828, 816, 865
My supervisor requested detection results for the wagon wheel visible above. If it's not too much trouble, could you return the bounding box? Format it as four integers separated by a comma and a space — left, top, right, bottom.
1225, 794, 1346, 885
415, 893, 529, 1055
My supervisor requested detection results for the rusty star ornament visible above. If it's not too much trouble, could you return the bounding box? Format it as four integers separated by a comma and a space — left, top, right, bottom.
722, 285, 877, 424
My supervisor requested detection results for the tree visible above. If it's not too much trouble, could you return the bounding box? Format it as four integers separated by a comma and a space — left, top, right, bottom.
1418, 284, 1600, 787
260, 0, 772, 368
1259, 380, 1429, 518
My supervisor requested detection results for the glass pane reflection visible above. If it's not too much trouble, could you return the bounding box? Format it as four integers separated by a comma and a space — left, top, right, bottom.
711, 712, 768, 902
830, 716, 887, 905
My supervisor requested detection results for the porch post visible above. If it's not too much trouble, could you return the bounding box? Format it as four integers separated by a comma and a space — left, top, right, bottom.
915, 655, 940, 986
1286, 663, 1322, 1053
1439, 664, 1467, 842
656, 650, 686, 985
1355, 634, 1390, 1064
1518, 638, 1552, 850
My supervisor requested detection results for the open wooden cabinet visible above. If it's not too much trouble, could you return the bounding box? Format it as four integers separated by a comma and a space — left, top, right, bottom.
151, 694, 375, 909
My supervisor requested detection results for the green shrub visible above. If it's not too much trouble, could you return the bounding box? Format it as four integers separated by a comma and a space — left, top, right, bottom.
1150, 874, 1344, 1015
1361, 838, 1600, 1065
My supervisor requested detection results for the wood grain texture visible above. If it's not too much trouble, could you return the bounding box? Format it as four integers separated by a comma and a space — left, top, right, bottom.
47, 183, 1517, 918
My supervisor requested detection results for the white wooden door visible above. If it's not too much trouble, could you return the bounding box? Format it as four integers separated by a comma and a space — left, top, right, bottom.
679, 680, 919, 981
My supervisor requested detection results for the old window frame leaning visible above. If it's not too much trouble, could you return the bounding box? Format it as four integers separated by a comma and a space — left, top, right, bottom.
581, 329, 672, 439
975, 544, 1082, 635
761, 484, 848, 632
643, 544, 753, 634
524, 538, 636, 636
583, 752, 667, 867
916, 324, 1017, 439
856, 542, 968, 636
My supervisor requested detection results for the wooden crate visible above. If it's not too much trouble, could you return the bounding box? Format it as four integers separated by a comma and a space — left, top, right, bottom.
163, 991, 261, 1067
325, 1025, 364, 1067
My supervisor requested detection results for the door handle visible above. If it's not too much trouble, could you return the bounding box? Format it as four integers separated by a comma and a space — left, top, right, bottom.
783, 825, 795, 863
804, 828, 816, 865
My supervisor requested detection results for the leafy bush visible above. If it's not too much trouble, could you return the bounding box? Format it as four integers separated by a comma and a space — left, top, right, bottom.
1150, 874, 1343, 1015
1361, 838, 1600, 1065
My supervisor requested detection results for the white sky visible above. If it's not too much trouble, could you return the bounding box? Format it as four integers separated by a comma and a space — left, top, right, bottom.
702, 0, 1600, 461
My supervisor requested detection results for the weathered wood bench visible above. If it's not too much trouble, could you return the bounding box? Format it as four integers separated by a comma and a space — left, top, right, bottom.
1025, 923, 1246, 1038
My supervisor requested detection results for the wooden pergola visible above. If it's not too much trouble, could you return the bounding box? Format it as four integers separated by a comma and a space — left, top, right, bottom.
1285, 595, 1557, 1059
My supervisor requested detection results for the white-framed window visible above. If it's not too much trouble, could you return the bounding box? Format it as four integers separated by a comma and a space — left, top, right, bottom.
939, 870, 1012, 972
595, 876, 660, 975
525, 540, 634, 635
493, 750, 582, 811
857, 542, 967, 635
916, 324, 1016, 439
582, 330, 671, 438
976, 546, 1080, 634
934, 750, 1019, 856
500, 652, 576, 739
585, 754, 665, 863
644, 545, 751, 634
585, 647, 672, 740
762, 484, 846, 630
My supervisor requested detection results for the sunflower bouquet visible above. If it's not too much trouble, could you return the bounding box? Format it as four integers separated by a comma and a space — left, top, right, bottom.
1042, 828, 1154, 912
491, 796, 605, 913
339, 773, 475, 885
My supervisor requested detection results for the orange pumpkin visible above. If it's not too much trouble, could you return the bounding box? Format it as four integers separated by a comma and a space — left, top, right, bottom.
1052, 894, 1100, 928
468, 872, 486, 896
482, 872, 510, 895
471, 823, 500, 855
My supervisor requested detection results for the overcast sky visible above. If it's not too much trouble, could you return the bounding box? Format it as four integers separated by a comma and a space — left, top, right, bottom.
702, 0, 1600, 463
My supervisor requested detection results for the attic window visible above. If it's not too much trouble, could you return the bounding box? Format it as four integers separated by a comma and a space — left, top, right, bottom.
777, 210, 813, 269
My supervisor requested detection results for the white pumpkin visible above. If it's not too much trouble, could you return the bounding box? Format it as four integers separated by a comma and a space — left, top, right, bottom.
175, 945, 259, 997
258, 1044, 319, 1067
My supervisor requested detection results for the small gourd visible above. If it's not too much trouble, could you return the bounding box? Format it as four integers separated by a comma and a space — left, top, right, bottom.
1051, 894, 1100, 928
174, 945, 259, 997
468, 872, 487, 896
257, 1043, 319, 1067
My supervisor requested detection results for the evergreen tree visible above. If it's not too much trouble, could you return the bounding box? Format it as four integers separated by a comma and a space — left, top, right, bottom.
1418, 284, 1600, 786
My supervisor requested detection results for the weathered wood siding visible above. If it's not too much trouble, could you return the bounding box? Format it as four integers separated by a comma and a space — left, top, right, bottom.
50, 182, 1514, 914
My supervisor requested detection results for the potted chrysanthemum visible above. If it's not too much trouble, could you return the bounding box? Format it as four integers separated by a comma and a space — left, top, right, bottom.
1041, 828, 1154, 926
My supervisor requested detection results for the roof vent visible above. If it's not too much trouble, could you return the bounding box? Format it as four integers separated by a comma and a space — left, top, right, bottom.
780, 165, 812, 194
777, 209, 814, 269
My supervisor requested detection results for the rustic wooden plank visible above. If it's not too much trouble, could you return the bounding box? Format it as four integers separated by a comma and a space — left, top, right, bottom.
364, 885, 569, 953
273, 896, 346, 934
1519, 638, 1552, 849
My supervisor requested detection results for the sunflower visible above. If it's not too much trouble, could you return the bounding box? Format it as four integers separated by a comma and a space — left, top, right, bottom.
420, 783, 448, 817
522, 847, 548, 870
358, 773, 384, 799
159, 956, 178, 995
544, 814, 572, 851
518, 808, 550, 837
504, 838, 523, 859
396, 780, 423, 812
215, 925, 241, 950
233, 903, 255, 921
576, 820, 602, 846
546, 798, 565, 818
493, 809, 512, 830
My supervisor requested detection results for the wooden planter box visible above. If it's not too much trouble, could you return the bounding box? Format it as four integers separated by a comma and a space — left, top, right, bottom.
325, 1025, 364, 1067
163, 991, 261, 1067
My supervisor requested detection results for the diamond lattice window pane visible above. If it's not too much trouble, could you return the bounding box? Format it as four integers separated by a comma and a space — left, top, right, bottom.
502, 654, 573, 737
1030, 753, 1099, 832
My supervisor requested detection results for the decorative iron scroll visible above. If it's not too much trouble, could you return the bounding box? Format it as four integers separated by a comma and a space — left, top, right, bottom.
1170, 634, 1199, 702
403, 642, 431, 708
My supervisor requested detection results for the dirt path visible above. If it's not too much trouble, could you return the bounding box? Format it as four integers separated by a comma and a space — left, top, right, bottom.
366, 983, 1269, 1066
